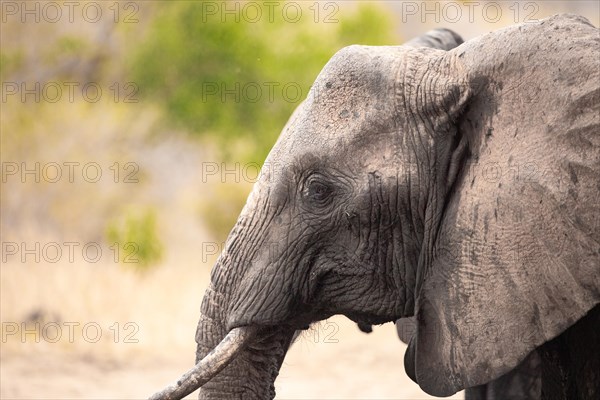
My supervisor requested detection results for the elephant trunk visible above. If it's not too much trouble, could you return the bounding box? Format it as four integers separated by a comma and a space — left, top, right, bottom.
149, 233, 296, 400
192, 252, 295, 399
147, 324, 257, 400
150, 177, 297, 399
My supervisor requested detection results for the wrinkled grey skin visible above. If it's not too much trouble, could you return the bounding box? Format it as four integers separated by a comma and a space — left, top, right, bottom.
396, 317, 541, 399
399, 29, 543, 400
368, 28, 542, 400
194, 14, 599, 399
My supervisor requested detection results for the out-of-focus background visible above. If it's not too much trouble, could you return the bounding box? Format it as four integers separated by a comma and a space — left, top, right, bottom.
1, 1, 598, 398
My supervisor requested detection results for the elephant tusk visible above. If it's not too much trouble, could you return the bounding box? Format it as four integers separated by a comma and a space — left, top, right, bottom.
148, 326, 258, 400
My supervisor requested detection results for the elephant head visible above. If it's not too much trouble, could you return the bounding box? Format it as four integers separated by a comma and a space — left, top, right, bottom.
151, 14, 599, 399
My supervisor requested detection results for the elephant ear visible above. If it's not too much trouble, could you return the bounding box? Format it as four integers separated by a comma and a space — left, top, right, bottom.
405, 15, 600, 396
404, 28, 463, 51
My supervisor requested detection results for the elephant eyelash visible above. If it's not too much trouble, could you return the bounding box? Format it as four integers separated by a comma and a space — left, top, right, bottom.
307, 181, 333, 203
301, 174, 335, 207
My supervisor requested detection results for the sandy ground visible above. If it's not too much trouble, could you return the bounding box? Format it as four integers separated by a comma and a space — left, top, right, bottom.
1, 316, 462, 399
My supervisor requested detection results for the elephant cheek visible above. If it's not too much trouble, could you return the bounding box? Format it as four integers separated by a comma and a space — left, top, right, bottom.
226, 264, 296, 330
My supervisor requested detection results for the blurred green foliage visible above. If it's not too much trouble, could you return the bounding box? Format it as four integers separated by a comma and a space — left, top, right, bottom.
0, 50, 24, 80
43, 36, 88, 65
129, 1, 399, 243
106, 208, 164, 271
130, 1, 398, 161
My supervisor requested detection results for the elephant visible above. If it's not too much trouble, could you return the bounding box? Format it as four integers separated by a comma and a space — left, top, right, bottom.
150, 14, 599, 400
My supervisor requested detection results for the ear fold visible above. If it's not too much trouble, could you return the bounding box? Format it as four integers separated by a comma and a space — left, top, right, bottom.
396, 45, 471, 146
405, 17, 600, 397
405, 28, 464, 51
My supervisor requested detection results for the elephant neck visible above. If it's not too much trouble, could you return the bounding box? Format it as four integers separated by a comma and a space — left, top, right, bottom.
397, 51, 472, 304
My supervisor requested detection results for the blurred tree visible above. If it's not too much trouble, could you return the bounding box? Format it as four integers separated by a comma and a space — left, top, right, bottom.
129, 1, 399, 243
107, 208, 164, 271
130, 1, 398, 161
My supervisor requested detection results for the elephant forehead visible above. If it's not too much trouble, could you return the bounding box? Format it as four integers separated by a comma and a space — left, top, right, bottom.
304, 45, 402, 132
273, 46, 408, 155
263, 45, 434, 174
276, 103, 395, 164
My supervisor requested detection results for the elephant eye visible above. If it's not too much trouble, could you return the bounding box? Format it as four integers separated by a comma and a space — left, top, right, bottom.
304, 179, 333, 206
